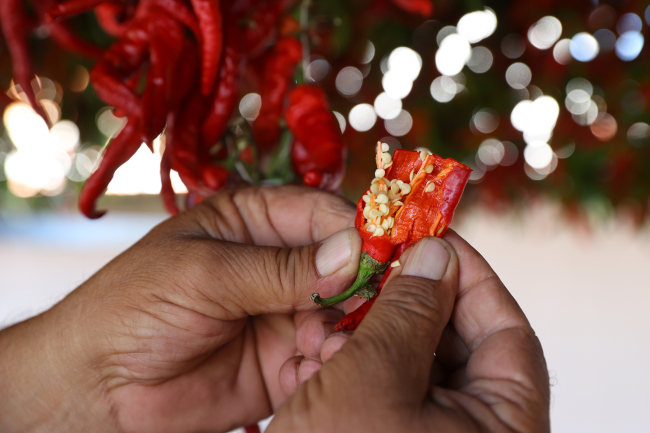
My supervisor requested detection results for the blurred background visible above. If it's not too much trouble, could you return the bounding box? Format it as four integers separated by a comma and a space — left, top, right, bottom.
2, 0, 650, 431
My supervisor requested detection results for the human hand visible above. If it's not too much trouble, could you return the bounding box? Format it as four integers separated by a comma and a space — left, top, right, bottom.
0, 186, 363, 433
273, 232, 550, 432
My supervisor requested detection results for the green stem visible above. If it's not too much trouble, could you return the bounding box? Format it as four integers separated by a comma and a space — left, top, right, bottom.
311, 252, 388, 306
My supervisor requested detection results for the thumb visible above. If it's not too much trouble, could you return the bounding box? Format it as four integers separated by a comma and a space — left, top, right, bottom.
194, 227, 363, 318
333, 237, 459, 396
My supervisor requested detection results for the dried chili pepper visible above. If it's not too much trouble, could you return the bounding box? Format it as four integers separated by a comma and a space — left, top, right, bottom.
45, 0, 107, 21
0, 0, 46, 121
312, 143, 471, 310
144, 0, 202, 42
94, 2, 133, 37
190, 0, 222, 96
285, 85, 345, 191
252, 36, 302, 151
201, 21, 242, 148
389, 0, 433, 17
141, 10, 183, 144
242, 0, 285, 56
160, 139, 179, 215
79, 118, 142, 219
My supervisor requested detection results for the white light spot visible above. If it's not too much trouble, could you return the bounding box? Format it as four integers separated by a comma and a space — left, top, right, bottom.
359, 40, 375, 64
566, 77, 593, 96
615, 31, 644, 61
617, 13, 642, 34
96, 107, 127, 138
511, 96, 560, 141
457, 8, 497, 44
627, 122, 650, 147
471, 108, 499, 134
553, 39, 572, 64
335, 66, 363, 96
477, 138, 504, 167
500, 141, 518, 166
524, 141, 553, 169
349, 103, 377, 132
570, 33, 599, 62
437, 26, 457, 45
467, 47, 493, 73
332, 111, 346, 133
4, 102, 50, 151
430, 76, 459, 103
594, 29, 616, 53
505, 63, 532, 89
565, 89, 591, 115
50, 120, 80, 153
305, 58, 331, 82
572, 100, 598, 126
388, 47, 422, 82
501, 33, 526, 58
555, 142, 575, 159
384, 110, 413, 137
239, 93, 262, 121
528, 16, 563, 50
382, 70, 413, 100
435, 33, 471, 76
374, 92, 402, 120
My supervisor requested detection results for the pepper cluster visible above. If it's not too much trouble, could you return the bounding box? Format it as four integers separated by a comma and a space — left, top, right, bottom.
311, 142, 472, 331
0, 0, 433, 218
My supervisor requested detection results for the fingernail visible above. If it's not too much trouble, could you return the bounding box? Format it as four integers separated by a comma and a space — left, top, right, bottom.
402, 237, 450, 280
316, 229, 353, 277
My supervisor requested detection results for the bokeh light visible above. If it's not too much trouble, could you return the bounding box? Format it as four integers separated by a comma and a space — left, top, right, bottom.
501, 33, 526, 58
239, 93, 262, 121
528, 16, 562, 49
384, 110, 413, 136
335, 66, 363, 96
374, 92, 402, 120
435, 33, 471, 76
477, 138, 504, 168
467, 47, 493, 73
471, 108, 499, 134
457, 8, 497, 44
617, 13, 642, 34
387, 47, 422, 81
436, 26, 457, 45
553, 39, 572, 64
505, 63, 532, 89
593, 29, 616, 53
332, 111, 346, 133
590, 113, 617, 141
430, 76, 462, 103
615, 32, 644, 61
627, 122, 650, 147
359, 40, 375, 64
349, 103, 376, 131
570, 33, 599, 61
96, 107, 127, 137
524, 141, 554, 170
500, 141, 519, 166
305, 58, 331, 82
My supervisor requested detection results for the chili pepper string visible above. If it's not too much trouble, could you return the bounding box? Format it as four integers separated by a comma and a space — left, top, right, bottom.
190, 0, 223, 96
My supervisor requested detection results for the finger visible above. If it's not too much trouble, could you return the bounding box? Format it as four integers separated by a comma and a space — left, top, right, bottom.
297, 358, 322, 384
162, 226, 363, 319
435, 323, 470, 371
295, 309, 343, 359
320, 333, 348, 363
184, 186, 356, 247
279, 356, 302, 396
326, 237, 459, 397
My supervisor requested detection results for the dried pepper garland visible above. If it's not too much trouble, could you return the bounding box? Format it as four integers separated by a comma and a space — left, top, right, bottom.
0, 0, 433, 219
311, 142, 471, 331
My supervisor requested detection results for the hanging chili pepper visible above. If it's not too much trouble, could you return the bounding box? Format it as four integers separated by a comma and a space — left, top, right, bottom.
160, 138, 179, 215
201, 21, 242, 148
285, 85, 345, 191
252, 36, 302, 151
0, 0, 48, 122
312, 144, 471, 309
242, 0, 284, 56
244, 424, 261, 433
94, 2, 133, 37
143, 0, 202, 42
45, 0, 107, 21
141, 10, 183, 144
389, 0, 433, 17
190, 0, 222, 96
79, 118, 142, 219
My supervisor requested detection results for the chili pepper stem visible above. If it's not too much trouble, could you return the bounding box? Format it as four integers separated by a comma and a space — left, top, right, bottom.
311, 252, 388, 306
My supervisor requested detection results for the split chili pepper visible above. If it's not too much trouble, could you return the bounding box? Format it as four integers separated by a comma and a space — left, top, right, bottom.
0, 0, 48, 122
389, 0, 433, 17
141, 10, 183, 144
252, 36, 302, 151
45, 0, 107, 21
190, 0, 222, 96
78, 118, 142, 219
285, 85, 345, 191
201, 21, 242, 148
312, 143, 471, 311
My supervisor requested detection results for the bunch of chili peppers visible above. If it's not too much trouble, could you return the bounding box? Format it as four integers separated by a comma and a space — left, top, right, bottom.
0, 0, 432, 219
311, 142, 471, 331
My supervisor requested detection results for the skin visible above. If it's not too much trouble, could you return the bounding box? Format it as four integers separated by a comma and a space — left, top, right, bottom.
0, 186, 550, 433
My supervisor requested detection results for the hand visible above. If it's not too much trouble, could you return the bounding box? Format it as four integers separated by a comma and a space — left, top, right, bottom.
273, 233, 550, 432
0, 186, 363, 433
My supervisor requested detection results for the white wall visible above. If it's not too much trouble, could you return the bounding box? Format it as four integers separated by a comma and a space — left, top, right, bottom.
1, 206, 648, 432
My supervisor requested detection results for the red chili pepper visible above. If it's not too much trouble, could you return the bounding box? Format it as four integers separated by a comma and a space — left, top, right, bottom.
312, 144, 471, 312
244, 424, 261, 433
389, 0, 433, 17
0, 0, 48, 122
94, 3, 133, 37
252, 36, 302, 151
160, 138, 180, 215
285, 85, 345, 191
190, 0, 222, 96
242, 0, 284, 56
78, 118, 142, 219
44, 0, 107, 21
201, 21, 242, 148
144, 0, 202, 42
141, 10, 183, 144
